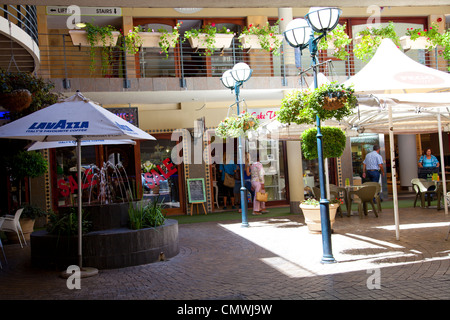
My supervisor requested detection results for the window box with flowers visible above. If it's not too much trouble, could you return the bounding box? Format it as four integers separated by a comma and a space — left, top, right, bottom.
184, 23, 234, 56
238, 19, 283, 55
401, 22, 442, 51
122, 23, 182, 58
215, 112, 260, 138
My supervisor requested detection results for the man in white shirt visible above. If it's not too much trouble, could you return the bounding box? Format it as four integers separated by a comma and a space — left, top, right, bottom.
362, 144, 385, 183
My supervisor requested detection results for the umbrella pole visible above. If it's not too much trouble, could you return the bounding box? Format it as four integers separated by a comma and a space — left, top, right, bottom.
74, 136, 98, 278
76, 137, 83, 269
388, 105, 400, 240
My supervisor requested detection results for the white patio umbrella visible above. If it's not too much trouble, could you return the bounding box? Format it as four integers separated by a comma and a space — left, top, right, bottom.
0, 92, 155, 275
344, 39, 450, 240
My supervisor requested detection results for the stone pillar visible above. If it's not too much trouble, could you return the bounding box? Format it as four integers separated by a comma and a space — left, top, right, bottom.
398, 134, 418, 189
287, 140, 304, 213
278, 8, 297, 76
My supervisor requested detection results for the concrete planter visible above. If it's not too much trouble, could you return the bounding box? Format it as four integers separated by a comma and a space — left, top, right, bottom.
69, 30, 120, 47
400, 36, 435, 50
300, 203, 339, 234
139, 32, 178, 48
188, 33, 234, 49
31, 219, 179, 270
239, 34, 283, 50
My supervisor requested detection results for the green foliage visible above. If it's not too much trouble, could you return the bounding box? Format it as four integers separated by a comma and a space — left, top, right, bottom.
406, 22, 450, 71
354, 22, 400, 61
239, 19, 283, 55
122, 25, 144, 55
318, 23, 352, 60
278, 82, 357, 126
128, 199, 166, 230
83, 22, 117, 74
157, 22, 182, 59
301, 126, 347, 160
0, 69, 61, 118
184, 22, 234, 56
215, 112, 260, 138
46, 208, 92, 236
21, 203, 49, 220
5, 150, 48, 180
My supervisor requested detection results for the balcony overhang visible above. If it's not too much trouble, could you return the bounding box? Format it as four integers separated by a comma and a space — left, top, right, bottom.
5, 0, 450, 7
0, 17, 40, 73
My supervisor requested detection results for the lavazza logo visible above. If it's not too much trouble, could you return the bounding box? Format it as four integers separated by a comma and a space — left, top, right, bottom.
26, 120, 89, 133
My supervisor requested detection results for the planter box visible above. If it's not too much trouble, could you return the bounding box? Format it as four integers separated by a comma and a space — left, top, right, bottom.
69, 30, 120, 47
300, 203, 339, 234
400, 36, 435, 51
188, 33, 234, 49
139, 32, 179, 48
239, 34, 283, 50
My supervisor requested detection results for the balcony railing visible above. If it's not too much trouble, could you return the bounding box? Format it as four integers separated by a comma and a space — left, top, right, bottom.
0, 5, 38, 44
36, 33, 449, 90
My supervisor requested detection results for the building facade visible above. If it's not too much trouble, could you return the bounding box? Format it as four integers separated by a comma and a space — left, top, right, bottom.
1, 4, 449, 216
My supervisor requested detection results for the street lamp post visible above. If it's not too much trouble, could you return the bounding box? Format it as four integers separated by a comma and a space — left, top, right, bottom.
283, 7, 342, 264
221, 62, 253, 228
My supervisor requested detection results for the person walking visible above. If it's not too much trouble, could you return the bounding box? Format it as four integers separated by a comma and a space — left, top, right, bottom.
219, 153, 237, 210
250, 154, 268, 215
362, 144, 385, 182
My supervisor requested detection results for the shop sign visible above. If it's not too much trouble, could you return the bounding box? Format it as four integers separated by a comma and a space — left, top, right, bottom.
247, 108, 279, 122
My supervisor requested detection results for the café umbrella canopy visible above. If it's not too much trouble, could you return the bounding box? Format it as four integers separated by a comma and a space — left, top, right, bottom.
27, 139, 136, 151
0, 92, 156, 275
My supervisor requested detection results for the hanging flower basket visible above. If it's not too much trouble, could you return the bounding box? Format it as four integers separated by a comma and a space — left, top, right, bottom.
215, 112, 260, 138
323, 94, 347, 111
0, 89, 32, 112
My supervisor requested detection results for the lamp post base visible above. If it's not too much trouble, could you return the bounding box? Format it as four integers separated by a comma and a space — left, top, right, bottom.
321, 256, 337, 264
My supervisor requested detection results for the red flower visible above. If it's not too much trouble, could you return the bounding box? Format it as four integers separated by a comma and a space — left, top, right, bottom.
418, 32, 421, 35
437, 17, 443, 22
249, 24, 253, 28
211, 23, 216, 27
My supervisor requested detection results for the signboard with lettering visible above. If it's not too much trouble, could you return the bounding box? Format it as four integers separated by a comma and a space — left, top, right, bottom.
187, 178, 206, 203
46, 6, 122, 16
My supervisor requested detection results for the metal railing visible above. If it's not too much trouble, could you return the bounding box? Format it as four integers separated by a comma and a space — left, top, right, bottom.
36, 33, 450, 89
0, 5, 38, 45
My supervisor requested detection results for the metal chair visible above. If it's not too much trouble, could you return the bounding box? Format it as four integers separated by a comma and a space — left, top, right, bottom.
348, 185, 378, 218
411, 178, 436, 208
0, 208, 26, 248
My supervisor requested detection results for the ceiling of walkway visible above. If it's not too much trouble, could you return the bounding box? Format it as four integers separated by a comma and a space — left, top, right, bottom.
6, 0, 450, 7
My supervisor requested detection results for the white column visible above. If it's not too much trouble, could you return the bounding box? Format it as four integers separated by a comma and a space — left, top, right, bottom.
287, 140, 304, 213
398, 134, 418, 189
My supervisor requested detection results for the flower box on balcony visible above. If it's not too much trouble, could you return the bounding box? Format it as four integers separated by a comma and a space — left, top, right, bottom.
400, 36, 435, 50
139, 32, 179, 48
239, 34, 283, 50
69, 30, 120, 47
188, 33, 234, 49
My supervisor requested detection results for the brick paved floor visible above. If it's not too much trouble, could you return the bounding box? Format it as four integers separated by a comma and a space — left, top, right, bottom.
0, 205, 450, 301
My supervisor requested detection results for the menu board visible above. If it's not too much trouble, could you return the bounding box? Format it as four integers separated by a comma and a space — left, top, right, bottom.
187, 178, 206, 203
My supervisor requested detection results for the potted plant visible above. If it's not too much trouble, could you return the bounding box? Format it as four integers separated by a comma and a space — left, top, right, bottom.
238, 19, 283, 55
135, 22, 182, 58
69, 23, 120, 74
215, 111, 260, 138
15, 204, 49, 242
299, 198, 341, 233
353, 22, 401, 61
184, 23, 234, 56
318, 23, 352, 60
277, 82, 357, 126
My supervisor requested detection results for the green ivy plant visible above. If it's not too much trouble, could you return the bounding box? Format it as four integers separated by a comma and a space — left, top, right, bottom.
239, 19, 283, 55
353, 21, 401, 62
46, 208, 92, 236
83, 22, 117, 74
301, 126, 347, 160
123, 25, 144, 55
157, 22, 182, 59
215, 111, 260, 138
184, 23, 234, 56
318, 23, 352, 60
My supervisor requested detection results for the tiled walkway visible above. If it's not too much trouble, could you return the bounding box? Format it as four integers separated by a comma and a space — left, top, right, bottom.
1, 205, 450, 300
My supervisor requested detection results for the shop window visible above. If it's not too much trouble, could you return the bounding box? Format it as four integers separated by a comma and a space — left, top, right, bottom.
140, 135, 184, 212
